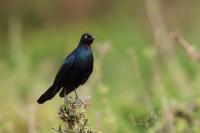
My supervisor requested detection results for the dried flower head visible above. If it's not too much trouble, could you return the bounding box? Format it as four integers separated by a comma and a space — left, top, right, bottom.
53, 96, 97, 133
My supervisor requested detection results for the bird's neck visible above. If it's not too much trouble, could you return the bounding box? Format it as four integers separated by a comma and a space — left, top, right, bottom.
78, 43, 91, 48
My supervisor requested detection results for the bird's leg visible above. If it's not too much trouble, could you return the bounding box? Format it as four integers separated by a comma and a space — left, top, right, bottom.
64, 89, 67, 104
74, 90, 79, 99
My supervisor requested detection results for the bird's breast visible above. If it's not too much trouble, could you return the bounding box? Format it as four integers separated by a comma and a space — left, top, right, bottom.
75, 52, 93, 68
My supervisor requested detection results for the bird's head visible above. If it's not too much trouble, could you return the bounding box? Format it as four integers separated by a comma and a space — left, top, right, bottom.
80, 33, 96, 46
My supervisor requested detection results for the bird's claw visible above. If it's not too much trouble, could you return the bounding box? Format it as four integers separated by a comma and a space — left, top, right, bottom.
74, 90, 79, 99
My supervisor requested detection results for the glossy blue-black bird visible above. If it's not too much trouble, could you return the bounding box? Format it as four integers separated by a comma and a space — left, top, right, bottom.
37, 33, 95, 104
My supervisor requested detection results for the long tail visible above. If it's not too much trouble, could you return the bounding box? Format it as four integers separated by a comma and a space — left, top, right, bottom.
37, 84, 61, 104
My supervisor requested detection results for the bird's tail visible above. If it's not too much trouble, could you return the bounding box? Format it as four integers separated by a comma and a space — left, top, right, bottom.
37, 84, 61, 104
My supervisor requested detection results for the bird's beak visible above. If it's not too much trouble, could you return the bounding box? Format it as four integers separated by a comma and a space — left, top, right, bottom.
92, 36, 96, 40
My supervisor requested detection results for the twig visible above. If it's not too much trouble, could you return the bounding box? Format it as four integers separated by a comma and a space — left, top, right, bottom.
80, 119, 88, 133
170, 31, 200, 62
28, 104, 36, 133
145, 0, 176, 132
145, 0, 174, 56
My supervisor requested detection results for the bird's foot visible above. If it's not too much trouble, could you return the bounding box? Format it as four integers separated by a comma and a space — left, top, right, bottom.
74, 90, 79, 99
64, 90, 68, 104
64, 95, 68, 104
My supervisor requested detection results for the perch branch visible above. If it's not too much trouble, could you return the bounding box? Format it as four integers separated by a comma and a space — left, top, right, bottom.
170, 31, 200, 62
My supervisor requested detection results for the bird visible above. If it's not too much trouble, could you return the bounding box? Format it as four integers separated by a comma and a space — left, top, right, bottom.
37, 33, 95, 104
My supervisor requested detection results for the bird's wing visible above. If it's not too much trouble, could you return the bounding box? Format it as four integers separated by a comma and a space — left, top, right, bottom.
53, 55, 75, 86
81, 64, 93, 85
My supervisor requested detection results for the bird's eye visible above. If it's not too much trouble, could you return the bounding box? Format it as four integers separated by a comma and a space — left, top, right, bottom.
84, 35, 88, 39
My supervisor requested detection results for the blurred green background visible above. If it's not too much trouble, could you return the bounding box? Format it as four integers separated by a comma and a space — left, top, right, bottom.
0, 0, 200, 132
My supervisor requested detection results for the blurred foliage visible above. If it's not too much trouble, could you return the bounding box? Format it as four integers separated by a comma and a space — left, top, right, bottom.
148, 100, 200, 133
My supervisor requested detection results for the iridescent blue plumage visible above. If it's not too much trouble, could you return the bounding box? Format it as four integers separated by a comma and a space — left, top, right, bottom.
37, 33, 95, 104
